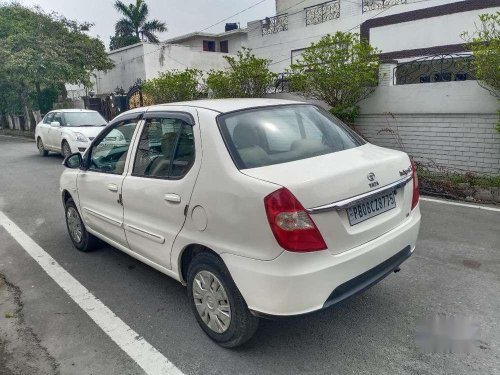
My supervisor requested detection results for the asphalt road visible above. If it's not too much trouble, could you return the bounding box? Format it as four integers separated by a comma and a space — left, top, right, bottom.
0, 135, 499, 375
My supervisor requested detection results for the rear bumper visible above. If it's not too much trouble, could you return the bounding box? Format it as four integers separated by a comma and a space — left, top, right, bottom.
221, 206, 421, 317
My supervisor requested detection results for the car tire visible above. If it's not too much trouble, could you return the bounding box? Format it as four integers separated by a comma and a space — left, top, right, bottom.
64, 198, 100, 252
37, 138, 49, 156
61, 141, 72, 158
187, 252, 259, 348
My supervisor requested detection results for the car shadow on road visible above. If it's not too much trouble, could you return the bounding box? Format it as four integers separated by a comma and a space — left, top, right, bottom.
83, 242, 423, 374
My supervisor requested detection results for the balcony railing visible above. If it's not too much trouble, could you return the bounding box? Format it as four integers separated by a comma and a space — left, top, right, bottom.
261, 14, 288, 36
305, 0, 340, 26
394, 54, 475, 85
362, 0, 407, 13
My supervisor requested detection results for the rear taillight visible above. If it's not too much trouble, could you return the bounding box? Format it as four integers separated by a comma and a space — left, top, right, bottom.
411, 160, 420, 209
264, 188, 327, 252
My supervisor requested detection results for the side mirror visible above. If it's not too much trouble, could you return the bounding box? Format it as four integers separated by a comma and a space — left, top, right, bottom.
51, 121, 61, 127
63, 153, 82, 169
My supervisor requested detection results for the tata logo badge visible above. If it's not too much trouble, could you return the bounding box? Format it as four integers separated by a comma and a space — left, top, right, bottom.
367, 172, 379, 188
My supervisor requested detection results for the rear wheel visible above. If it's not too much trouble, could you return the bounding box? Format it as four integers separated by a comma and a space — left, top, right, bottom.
187, 252, 259, 348
37, 138, 49, 156
61, 141, 72, 158
65, 198, 99, 252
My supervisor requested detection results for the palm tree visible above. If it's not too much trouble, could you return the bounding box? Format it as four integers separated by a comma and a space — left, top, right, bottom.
114, 0, 167, 44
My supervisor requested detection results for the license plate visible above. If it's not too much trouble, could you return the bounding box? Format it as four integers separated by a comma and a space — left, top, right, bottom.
347, 190, 397, 226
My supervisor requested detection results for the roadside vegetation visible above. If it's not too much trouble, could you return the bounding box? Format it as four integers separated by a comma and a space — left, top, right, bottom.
205, 48, 276, 98
288, 32, 379, 123
110, 0, 167, 51
0, 4, 113, 127
463, 12, 500, 132
417, 164, 500, 201
139, 48, 276, 103
141, 69, 202, 103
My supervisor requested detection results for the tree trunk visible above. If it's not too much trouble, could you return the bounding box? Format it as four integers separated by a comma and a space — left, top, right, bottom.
35, 82, 42, 112
19, 82, 32, 131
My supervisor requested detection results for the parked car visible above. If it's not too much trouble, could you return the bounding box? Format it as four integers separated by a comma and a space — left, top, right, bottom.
60, 99, 421, 348
35, 109, 107, 157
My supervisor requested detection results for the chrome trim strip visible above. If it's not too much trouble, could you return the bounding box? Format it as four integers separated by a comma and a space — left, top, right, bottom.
125, 224, 165, 244
307, 174, 413, 214
83, 208, 123, 227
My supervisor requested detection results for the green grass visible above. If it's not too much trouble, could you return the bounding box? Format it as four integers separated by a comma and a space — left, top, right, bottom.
417, 166, 500, 188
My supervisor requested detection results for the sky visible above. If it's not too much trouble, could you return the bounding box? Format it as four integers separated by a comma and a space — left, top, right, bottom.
17, 0, 276, 47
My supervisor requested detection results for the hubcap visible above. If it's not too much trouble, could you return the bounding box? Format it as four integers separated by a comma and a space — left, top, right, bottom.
67, 207, 83, 243
38, 140, 44, 151
192, 271, 231, 333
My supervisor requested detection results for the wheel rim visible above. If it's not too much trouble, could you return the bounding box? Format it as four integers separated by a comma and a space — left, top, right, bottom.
67, 207, 83, 243
38, 139, 44, 152
192, 270, 231, 333
63, 143, 71, 157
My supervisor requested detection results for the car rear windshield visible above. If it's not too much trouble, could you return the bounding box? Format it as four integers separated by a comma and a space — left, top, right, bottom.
63, 112, 107, 127
217, 105, 364, 169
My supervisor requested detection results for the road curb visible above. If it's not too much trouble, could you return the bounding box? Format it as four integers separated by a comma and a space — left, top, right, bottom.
0, 134, 35, 143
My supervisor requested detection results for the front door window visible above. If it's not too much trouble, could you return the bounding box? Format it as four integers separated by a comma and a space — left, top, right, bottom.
89, 119, 138, 175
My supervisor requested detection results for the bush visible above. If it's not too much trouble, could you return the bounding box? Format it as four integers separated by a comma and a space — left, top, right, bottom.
463, 12, 500, 132
141, 69, 202, 104
463, 12, 500, 97
289, 32, 379, 123
205, 48, 276, 98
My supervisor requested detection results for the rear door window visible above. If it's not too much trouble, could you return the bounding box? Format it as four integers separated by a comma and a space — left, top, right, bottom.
218, 105, 364, 169
132, 117, 195, 179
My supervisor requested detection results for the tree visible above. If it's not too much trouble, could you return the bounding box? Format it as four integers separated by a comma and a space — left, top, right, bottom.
463, 12, 500, 97
109, 34, 141, 50
110, 0, 166, 50
205, 48, 276, 98
462, 12, 500, 132
289, 32, 379, 123
0, 4, 113, 122
142, 69, 203, 104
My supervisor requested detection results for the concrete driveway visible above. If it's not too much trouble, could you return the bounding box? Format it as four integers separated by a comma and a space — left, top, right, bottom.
0, 135, 499, 375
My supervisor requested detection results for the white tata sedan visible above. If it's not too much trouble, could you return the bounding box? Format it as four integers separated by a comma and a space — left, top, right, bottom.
60, 99, 421, 347
35, 109, 107, 157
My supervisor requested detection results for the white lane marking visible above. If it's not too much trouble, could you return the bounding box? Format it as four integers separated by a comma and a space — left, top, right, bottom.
0, 211, 184, 375
421, 197, 500, 212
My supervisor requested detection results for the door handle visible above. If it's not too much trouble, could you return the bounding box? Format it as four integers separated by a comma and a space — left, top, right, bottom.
164, 193, 181, 203
107, 183, 119, 192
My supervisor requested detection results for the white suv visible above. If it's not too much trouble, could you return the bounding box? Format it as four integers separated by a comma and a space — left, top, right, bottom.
60, 99, 421, 347
35, 109, 107, 157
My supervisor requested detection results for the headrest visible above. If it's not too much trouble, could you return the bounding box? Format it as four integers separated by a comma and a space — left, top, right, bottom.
233, 122, 260, 149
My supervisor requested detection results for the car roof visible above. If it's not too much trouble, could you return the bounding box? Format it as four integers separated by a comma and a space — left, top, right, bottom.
146, 98, 305, 114
48, 109, 99, 114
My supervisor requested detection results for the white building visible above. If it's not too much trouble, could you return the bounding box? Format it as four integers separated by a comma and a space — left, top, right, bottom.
247, 0, 499, 72
67, 27, 248, 98
247, 0, 499, 175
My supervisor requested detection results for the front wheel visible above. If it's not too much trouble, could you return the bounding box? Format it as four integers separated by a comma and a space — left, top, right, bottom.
65, 198, 100, 252
61, 141, 72, 158
187, 252, 259, 348
37, 138, 49, 156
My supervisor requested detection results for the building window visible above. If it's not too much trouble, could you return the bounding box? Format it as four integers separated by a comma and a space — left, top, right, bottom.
203, 40, 216, 52
220, 40, 229, 53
